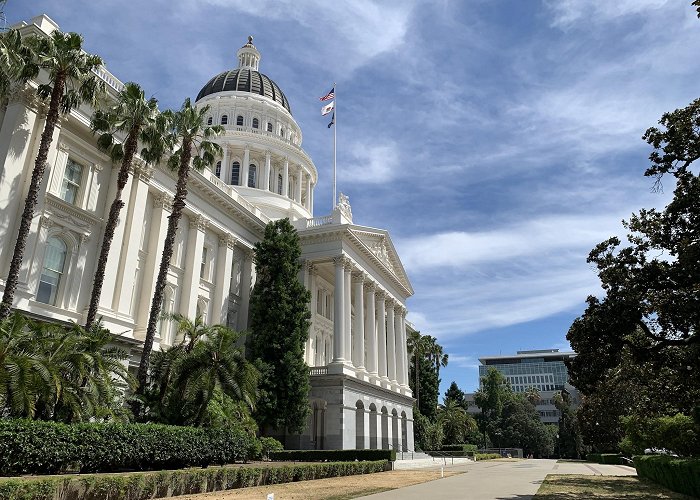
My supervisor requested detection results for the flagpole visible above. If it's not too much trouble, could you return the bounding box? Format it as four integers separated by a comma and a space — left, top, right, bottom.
332, 81, 337, 208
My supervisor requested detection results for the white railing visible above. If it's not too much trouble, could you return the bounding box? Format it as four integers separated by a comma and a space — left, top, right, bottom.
200, 170, 271, 223
306, 214, 333, 228
93, 66, 124, 92
309, 366, 328, 376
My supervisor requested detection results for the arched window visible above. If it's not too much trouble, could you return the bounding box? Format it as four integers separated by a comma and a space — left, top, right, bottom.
220, 115, 228, 125
236, 115, 244, 126
37, 236, 67, 305
252, 118, 259, 129
61, 158, 83, 205
231, 161, 240, 186
215, 161, 221, 178
266, 122, 273, 132
248, 164, 257, 187
277, 174, 283, 195
207, 116, 213, 125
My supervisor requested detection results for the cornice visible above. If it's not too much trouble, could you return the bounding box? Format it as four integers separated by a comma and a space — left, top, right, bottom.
45, 195, 103, 227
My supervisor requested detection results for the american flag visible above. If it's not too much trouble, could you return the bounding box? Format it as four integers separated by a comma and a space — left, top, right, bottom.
319, 87, 335, 101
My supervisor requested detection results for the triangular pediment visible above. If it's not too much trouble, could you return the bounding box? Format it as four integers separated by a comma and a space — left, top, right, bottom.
348, 226, 413, 296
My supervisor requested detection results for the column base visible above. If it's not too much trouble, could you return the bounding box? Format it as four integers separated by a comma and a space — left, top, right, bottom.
328, 360, 355, 376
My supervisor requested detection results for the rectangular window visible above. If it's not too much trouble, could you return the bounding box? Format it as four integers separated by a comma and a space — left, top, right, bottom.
61, 158, 83, 205
200, 247, 208, 279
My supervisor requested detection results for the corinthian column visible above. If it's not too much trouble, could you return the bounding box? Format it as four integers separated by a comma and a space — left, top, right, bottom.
352, 272, 365, 370
394, 304, 404, 385
364, 282, 377, 376
332, 256, 346, 362
376, 291, 388, 380
386, 298, 396, 383
344, 262, 352, 365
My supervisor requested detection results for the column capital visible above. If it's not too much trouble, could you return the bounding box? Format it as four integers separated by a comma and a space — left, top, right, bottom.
333, 255, 349, 267
189, 214, 209, 232
363, 280, 376, 293
393, 302, 406, 314
352, 271, 365, 283
220, 233, 237, 249
385, 296, 395, 307
375, 289, 386, 300
153, 192, 173, 211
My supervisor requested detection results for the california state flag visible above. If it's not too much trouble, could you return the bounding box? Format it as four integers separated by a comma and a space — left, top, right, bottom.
321, 101, 335, 116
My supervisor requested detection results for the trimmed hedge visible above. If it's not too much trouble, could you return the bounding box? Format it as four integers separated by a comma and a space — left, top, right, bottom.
0, 419, 260, 475
474, 453, 502, 461
269, 449, 396, 463
586, 453, 624, 465
0, 460, 388, 500
633, 455, 700, 498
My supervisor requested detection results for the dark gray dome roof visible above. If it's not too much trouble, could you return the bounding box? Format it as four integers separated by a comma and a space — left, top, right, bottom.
195, 68, 291, 114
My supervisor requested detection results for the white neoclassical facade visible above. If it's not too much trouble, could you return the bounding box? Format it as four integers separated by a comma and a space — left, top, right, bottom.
0, 14, 414, 451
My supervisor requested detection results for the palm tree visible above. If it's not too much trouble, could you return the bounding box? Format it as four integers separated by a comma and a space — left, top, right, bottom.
407, 329, 426, 409
0, 312, 132, 421
84, 82, 169, 329
438, 399, 478, 445
425, 335, 448, 380
133, 98, 222, 411
145, 316, 258, 426
0, 31, 104, 320
0, 28, 37, 99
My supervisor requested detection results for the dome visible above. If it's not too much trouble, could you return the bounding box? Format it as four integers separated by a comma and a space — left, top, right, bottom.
195, 68, 292, 114
195, 36, 292, 114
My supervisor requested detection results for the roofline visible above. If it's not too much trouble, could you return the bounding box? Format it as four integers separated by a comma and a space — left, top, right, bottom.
479, 351, 577, 364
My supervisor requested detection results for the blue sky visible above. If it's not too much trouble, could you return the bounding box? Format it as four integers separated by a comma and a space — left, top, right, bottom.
8, 1, 700, 395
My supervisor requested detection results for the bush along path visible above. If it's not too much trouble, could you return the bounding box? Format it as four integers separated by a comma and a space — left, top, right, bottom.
0, 461, 388, 500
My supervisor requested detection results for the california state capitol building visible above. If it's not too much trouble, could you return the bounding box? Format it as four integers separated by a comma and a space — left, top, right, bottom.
0, 14, 415, 451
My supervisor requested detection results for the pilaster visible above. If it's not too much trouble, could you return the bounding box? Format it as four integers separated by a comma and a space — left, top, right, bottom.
212, 234, 236, 324
179, 214, 207, 319
352, 272, 365, 371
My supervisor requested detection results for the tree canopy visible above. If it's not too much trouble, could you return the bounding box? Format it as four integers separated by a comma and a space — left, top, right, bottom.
249, 219, 311, 436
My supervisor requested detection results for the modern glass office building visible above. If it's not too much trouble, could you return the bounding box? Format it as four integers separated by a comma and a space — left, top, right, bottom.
478, 349, 575, 393
467, 349, 578, 424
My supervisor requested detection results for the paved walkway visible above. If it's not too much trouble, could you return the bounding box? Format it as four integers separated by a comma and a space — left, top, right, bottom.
357, 459, 637, 500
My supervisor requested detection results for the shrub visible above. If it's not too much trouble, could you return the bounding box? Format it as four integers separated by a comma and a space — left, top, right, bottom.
258, 437, 284, 460
634, 455, 700, 498
586, 453, 623, 465
474, 453, 501, 461
0, 419, 258, 475
0, 461, 388, 500
440, 444, 477, 453
268, 449, 396, 463
620, 413, 699, 457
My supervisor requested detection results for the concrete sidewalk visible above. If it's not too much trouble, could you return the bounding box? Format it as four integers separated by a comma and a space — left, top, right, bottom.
357, 459, 637, 500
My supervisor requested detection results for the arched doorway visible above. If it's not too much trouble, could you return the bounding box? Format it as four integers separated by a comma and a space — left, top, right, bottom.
381, 407, 389, 450
355, 401, 365, 449
369, 403, 378, 449
401, 411, 408, 451
311, 399, 327, 450
392, 409, 400, 451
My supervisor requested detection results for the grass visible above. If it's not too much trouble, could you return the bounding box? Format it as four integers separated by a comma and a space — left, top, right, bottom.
534, 474, 695, 499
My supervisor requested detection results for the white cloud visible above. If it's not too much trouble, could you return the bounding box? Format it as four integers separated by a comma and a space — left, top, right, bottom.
340, 141, 400, 184
182, 0, 415, 75
545, 0, 671, 29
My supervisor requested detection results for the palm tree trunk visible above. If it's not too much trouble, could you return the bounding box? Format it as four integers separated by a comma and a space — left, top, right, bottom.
0, 75, 66, 320
84, 124, 140, 329
133, 137, 192, 415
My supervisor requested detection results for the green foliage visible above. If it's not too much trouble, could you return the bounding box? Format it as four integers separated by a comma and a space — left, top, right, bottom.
633, 455, 700, 498
0, 29, 38, 98
407, 330, 446, 422
144, 316, 258, 428
587, 453, 623, 465
437, 399, 477, 445
443, 381, 467, 409
440, 444, 478, 452
620, 413, 700, 458
474, 453, 502, 461
0, 312, 133, 422
554, 390, 583, 459
250, 219, 311, 435
0, 460, 388, 500
268, 449, 395, 462
258, 437, 284, 460
0, 418, 259, 475
567, 99, 700, 454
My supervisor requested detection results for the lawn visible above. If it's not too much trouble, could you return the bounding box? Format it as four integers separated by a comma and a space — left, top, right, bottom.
534, 474, 694, 499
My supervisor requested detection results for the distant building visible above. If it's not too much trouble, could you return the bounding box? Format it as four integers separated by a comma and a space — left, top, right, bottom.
465, 349, 579, 424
